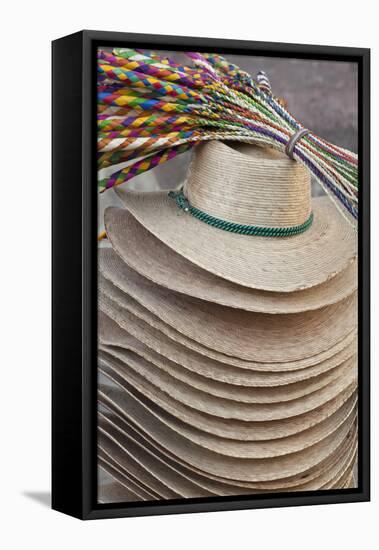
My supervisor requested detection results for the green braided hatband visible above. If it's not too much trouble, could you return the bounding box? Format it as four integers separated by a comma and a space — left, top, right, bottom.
168, 189, 314, 237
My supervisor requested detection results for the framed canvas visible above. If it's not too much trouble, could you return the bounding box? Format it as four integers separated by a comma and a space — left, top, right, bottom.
52, 30, 370, 520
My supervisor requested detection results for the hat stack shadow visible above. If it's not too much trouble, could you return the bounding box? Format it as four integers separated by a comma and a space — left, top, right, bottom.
97, 142, 358, 503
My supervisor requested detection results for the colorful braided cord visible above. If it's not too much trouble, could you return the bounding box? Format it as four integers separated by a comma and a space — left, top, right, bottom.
97, 48, 358, 224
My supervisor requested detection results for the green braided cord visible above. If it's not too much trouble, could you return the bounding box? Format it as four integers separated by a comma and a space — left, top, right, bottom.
168, 189, 314, 237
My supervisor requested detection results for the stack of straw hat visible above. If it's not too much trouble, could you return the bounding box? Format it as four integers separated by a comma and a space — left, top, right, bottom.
98, 141, 358, 502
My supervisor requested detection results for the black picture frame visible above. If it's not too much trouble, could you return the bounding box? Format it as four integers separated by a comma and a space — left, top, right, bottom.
52, 30, 370, 520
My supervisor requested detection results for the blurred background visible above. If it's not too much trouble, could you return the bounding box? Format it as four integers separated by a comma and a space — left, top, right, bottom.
98, 51, 358, 233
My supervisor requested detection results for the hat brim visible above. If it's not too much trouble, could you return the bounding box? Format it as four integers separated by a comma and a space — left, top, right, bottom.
104, 207, 357, 314
99, 386, 357, 490
99, 289, 357, 372
98, 365, 356, 482
99, 353, 356, 442
99, 349, 356, 423
99, 350, 356, 457
99, 334, 354, 404
115, 189, 357, 293
98, 427, 357, 495
98, 448, 158, 501
98, 419, 182, 499
98, 452, 152, 501
100, 404, 354, 488
99, 258, 357, 363
98, 311, 357, 386
98, 439, 253, 497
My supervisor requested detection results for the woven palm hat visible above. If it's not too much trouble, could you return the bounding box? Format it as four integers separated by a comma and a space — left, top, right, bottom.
98, 348, 356, 423
98, 314, 357, 445
98, 409, 357, 493
97, 402, 356, 490
98, 420, 357, 496
98, 258, 357, 363
115, 141, 357, 293
97, 363, 356, 483
99, 333, 354, 404
99, 276, 357, 369
98, 358, 356, 460
104, 207, 357, 314
98, 311, 357, 386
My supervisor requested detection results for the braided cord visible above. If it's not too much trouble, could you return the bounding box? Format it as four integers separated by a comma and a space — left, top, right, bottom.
97, 48, 358, 226
168, 190, 314, 237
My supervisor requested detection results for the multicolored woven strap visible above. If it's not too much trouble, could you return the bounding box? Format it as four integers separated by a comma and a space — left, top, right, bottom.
168, 189, 314, 237
98, 48, 358, 226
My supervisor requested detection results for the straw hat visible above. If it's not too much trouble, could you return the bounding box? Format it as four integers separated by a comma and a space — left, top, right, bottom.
98, 350, 356, 424
98, 263, 357, 363
114, 141, 357, 293
98, 408, 357, 494
98, 434, 357, 498
97, 366, 356, 482
99, 337, 354, 403
98, 421, 183, 500
99, 389, 357, 491
99, 448, 161, 501
99, 352, 356, 457
98, 410, 356, 496
99, 291, 356, 376
99, 355, 356, 442
98, 140, 358, 498
104, 208, 357, 314
98, 311, 357, 385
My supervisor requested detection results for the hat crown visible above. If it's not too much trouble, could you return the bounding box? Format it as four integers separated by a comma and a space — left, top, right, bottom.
185, 141, 311, 228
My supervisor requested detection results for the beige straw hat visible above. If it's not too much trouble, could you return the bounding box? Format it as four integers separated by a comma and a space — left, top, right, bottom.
99, 356, 356, 441
104, 209, 357, 314
114, 141, 357, 293
98, 139, 358, 498
99, 448, 161, 501
98, 351, 356, 423
98, 409, 357, 495
98, 410, 356, 497
99, 385, 357, 491
100, 338, 353, 403
98, 358, 356, 458
99, 302, 357, 380
98, 311, 357, 385
99, 423, 182, 499
97, 370, 356, 482
98, 460, 151, 502
99, 442, 222, 499
99, 280, 357, 370
99, 265, 357, 363
325, 447, 357, 489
